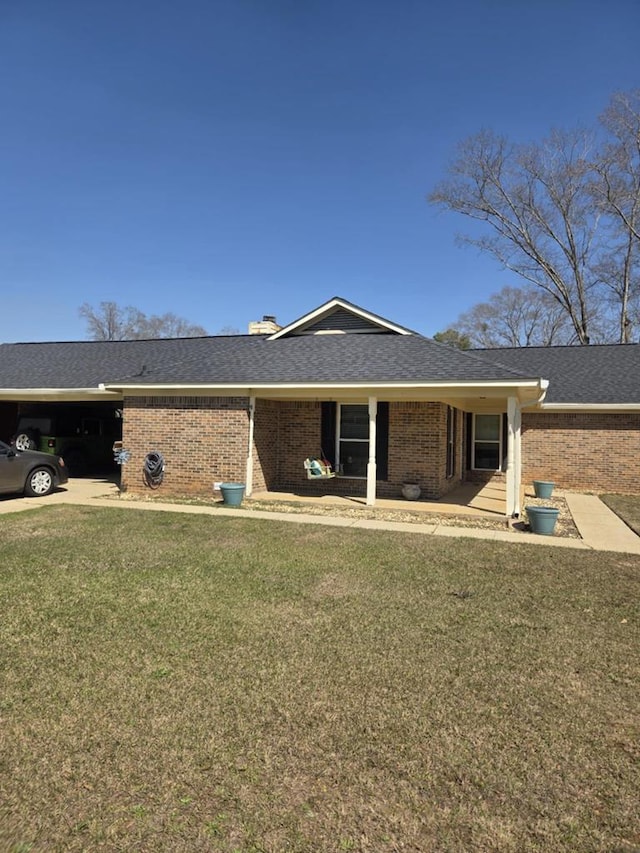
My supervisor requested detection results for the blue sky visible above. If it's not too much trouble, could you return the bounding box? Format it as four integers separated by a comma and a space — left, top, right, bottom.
1, 0, 638, 342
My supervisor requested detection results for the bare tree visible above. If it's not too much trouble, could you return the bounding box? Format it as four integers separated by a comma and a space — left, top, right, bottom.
79, 302, 207, 340
591, 90, 640, 342
430, 129, 601, 344
437, 285, 573, 348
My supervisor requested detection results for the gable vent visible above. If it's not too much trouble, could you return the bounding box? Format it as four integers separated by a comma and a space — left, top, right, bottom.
293, 308, 395, 336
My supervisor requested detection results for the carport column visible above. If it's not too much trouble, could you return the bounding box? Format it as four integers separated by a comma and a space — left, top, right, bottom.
366, 396, 377, 506
506, 396, 521, 517
246, 396, 255, 497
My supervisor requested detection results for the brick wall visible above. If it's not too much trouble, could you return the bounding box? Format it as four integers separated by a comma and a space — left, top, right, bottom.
254, 400, 460, 500
387, 402, 462, 499
522, 411, 640, 494
121, 395, 465, 501
121, 396, 249, 496
252, 399, 279, 492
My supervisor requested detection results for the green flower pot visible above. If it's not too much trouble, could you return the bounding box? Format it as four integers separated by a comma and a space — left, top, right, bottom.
219, 483, 246, 507
533, 480, 555, 499
526, 505, 559, 535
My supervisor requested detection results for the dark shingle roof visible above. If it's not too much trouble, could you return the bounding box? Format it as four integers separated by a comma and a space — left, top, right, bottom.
2, 332, 638, 404
0, 337, 219, 388
106, 334, 534, 385
0, 333, 532, 389
471, 344, 640, 404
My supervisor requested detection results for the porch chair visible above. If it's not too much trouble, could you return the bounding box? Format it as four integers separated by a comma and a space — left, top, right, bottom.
303, 457, 336, 480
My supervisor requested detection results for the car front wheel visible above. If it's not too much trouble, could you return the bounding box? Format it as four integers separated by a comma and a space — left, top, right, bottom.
24, 467, 54, 497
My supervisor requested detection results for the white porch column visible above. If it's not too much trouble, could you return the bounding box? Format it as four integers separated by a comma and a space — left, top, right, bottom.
513, 404, 522, 517
245, 396, 255, 496
506, 396, 521, 517
366, 396, 377, 506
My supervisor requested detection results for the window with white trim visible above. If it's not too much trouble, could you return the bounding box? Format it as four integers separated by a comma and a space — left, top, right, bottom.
337, 404, 369, 477
472, 413, 503, 471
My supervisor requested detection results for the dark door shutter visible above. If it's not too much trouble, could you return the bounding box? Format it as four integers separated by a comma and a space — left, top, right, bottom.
376, 402, 389, 481
321, 402, 337, 467
501, 412, 508, 471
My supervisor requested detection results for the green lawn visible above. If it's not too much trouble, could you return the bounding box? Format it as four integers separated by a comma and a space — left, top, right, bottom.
1, 506, 638, 853
602, 493, 640, 537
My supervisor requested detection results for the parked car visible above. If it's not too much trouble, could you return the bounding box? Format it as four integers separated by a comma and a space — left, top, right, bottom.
11, 405, 121, 475
0, 440, 68, 497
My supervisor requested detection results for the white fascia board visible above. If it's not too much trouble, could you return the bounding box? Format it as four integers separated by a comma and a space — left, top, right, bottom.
540, 402, 640, 413
267, 297, 413, 340
105, 379, 544, 394
0, 388, 121, 401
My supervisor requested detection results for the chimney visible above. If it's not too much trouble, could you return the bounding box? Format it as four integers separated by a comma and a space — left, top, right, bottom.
248, 314, 281, 335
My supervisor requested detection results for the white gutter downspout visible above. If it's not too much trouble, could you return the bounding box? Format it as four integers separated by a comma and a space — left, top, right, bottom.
246, 396, 255, 497
506, 380, 549, 517
366, 397, 377, 506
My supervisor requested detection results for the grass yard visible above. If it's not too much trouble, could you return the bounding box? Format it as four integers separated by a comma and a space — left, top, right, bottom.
1, 506, 638, 853
602, 493, 640, 537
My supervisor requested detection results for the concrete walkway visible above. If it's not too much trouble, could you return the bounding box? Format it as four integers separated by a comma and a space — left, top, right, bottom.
3, 477, 640, 555
563, 492, 640, 553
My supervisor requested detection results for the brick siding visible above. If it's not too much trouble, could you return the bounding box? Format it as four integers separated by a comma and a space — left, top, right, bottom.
252, 399, 279, 492
252, 400, 461, 500
121, 396, 249, 496
522, 411, 640, 494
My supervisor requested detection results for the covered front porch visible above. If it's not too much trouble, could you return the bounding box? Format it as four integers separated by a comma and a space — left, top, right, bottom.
246, 380, 548, 517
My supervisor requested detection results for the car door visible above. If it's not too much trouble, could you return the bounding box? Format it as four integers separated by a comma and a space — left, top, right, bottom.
0, 441, 25, 494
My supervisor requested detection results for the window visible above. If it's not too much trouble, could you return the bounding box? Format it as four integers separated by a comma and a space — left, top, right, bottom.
472, 414, 502, 471
446, 406, 456, 478
337, 405, 369, 477
321, 402, 389, 481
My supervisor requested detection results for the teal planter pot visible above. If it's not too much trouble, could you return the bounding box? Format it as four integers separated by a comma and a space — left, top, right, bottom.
220, 483, 246, 507
526, 505, 559, 536
533, 480, 555, 499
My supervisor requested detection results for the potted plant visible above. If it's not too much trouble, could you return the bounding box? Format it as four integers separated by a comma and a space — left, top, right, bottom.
533, 480, 555, 499
401, 476, 421, 500
525, 505, 560, 535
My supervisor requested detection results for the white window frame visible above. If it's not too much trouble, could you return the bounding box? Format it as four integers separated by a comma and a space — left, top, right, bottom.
336, 403, 369, 479
472, 413, 503, 472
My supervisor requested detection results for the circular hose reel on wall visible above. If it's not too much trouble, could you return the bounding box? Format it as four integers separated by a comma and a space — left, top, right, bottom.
143, 451, 165, 489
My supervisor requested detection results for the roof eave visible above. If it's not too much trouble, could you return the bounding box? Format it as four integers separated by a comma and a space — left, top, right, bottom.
0, 387, 121, 401
540, 402, 640, 412
103, 378, 546, 401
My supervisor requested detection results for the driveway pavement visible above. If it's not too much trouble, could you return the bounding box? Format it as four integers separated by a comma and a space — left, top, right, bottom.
2, 478, 640, 555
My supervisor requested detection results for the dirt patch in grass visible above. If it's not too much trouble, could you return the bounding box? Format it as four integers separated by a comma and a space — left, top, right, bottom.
1, 506, 636, 852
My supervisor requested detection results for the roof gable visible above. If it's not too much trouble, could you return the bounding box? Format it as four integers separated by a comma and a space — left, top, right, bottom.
268, 296, 416, 339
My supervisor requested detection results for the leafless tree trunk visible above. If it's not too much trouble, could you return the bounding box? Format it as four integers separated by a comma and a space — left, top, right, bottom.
591, 90, 640, 342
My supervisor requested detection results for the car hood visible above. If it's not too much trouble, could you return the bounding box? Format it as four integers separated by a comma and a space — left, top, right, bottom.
16, 449, 61, 463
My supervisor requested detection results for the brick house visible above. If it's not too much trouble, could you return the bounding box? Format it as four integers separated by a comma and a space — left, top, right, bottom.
1, 296, 639, 513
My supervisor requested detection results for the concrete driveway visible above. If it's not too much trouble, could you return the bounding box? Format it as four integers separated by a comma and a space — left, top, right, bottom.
0, 477, 119, 514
